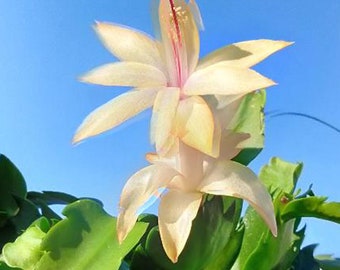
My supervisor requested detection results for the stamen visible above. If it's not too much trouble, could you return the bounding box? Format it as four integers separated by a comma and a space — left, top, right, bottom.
169, 0, 182, 46
168, 0, 185, 87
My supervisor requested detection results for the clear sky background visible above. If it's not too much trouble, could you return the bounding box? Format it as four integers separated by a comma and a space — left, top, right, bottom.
1, 0, 339, 256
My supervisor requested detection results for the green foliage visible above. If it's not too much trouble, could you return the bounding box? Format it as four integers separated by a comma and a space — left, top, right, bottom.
0, 261, 20, 270
292, 245, 321, 270
27, 191, 80, 220
0, 155, 40, 250
0, 155, 27, 222
36, 200, 147, 270
131, 197, 242, 270
27, 191, 78, 205
1, 102, 340, 270
8, 197, 40, 234
2, 218, 49, 270
204, 224, 245, 270
233, 158, 304, 270
0, 154, 81, 251
230, 156, 340, 270
281, 197, 340, 224
231, 91, 266, 165
259, 157, 303, 196
127, 158, 340, 270
315, 254, 340, 270
127, 214, 160, 269
1, 200, 148, 270
0, 157, 150, 270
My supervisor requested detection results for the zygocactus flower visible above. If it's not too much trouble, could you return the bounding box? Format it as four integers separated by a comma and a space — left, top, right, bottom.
117, 141, 277, 263
73, 0, 291, 157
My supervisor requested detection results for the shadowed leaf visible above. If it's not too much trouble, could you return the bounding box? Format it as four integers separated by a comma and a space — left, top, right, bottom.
36, 200, 147, 270
0, 155, 26, 219
2, 221, 48, 270
146, 197, 242, 270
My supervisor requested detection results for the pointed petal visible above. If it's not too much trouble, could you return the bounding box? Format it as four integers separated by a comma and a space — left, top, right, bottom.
198, 40, 293, 70
184, 64, 276, 96
178, 0, 200, 75
150, 88, 180, 154
159, 190, 202, 262
199, 160, 277, 236
80, 62, 167, 87
73, 88, 158, 143
159, 0, 199, 85
177, 141, 204, 190
205, 96, 243, 159
94, 22, 163, 69
188, 0, 204, 30
175, 96, 215, 156
117, 164, 179, 243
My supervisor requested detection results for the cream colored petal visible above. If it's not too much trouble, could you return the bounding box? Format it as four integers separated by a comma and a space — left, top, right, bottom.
210, 111, 222, 159
184, 64, 276, 96
73, 88, 158, 143
203, 96, 243, 158
158, 134, 180, 158
219, 131, 250, 160
199, 160, 277, 236
159, 190, 202, 263
158, 0, 199, 85
117, 164, 179, 243
146, 152, 178, 171
80, 62, 167, 87
175, 96, 215, 156
153, 142, 205, 192
150, 88, 180, 154
214, 95, 244, 129
94, 22, 163, 69
188, 0, 204, 30
177, 141, 204, 190
178, 0, 200, 75
198, 40, 293, 70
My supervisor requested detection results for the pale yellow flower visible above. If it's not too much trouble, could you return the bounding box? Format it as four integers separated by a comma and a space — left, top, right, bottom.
73, 0, 291, 156
117, 141, 277, 263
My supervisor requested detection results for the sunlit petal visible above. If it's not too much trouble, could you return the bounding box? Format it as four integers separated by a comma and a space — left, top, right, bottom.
150, 88, 180, 154
146, 152, 178, 171
198, 40, 293, 70
175, 96, 215, 156
184, 64, 276, 96
94, 22, 163, 69
159, 190, 202, 263
177, 0, 200, 75
117, 164, 179, 243
80, 62, 167, 87
199, 160, 277, 236
73, 88, 159, 143
214, 95, 244, 129
188, 0, 204, 30
159, 0, 199, 85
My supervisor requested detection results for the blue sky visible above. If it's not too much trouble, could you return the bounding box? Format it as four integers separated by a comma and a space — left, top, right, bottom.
0, 0, 339, 256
